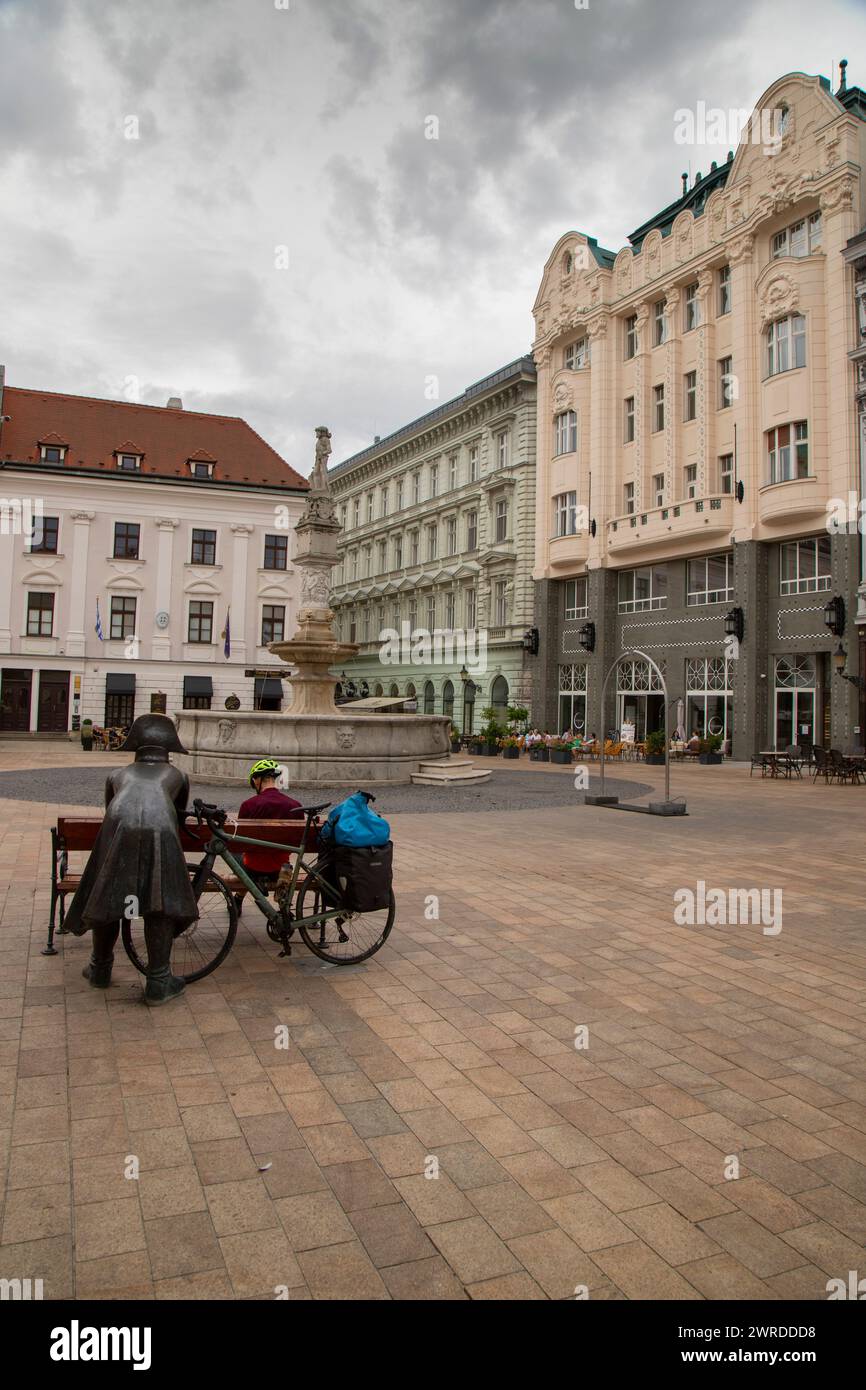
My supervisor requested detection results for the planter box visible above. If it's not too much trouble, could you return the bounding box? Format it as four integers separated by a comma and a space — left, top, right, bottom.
450, 742, 462, 753
698, 752, 723, 764
501, 747, 519, 759
550, 749, 572, 764
483, 743, 499, 756
81, 740, 93, 752
645, 754, 666, 765
529, 748, 550, 762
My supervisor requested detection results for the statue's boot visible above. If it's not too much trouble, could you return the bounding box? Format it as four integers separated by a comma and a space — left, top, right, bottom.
82, 921, 119, 988
144, 965, 185, 1006
82, 958, 113, 988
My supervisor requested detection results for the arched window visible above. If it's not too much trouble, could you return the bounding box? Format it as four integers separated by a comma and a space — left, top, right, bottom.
389, 683, 399, 697
374, 682, 384, 697
491, 674, 509, 721
442, 680, 454, 719
563, 251, 573, 274
423, 680, 435, 714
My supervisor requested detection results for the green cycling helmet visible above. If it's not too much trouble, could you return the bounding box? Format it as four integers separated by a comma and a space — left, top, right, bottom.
248, 758, 281, 787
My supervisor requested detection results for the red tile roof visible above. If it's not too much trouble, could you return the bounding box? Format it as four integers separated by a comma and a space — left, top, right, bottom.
1, 384, 308, 492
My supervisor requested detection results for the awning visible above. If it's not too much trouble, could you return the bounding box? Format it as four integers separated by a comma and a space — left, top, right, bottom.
183, 675, 213, 697
254, 676, 283, 699
106, 673, 135, 694
343, 695, 415, 709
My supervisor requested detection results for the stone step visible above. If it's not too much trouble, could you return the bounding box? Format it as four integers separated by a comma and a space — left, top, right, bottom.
411, 758, 492, 786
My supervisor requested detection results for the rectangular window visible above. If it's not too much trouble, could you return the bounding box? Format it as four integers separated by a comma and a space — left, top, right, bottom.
653, 384, 665, 432
687, 552, 733, 605
427, 524, 438, 561
449, 456, 458, 491
188, 600, 214, 643
555, 410, 577, 454
261, 604, 286, 644
624, 396, 635, 443
380, 486, 389, 517
466, 511, 477, 551
624, 482, 635, 515
366, 492, 374, 522
429, 464, 438, 498
684, 371, 697, 421
396, 478, 404, 510
363, 547, 371, 578
719, 454, 734, 494
413, 472, 421, 504
40, 445, 65, 463
494, 579, 507, 627
465, 588, 476, 628
426, 596, 436, 631
684, 464, 697, 500
445, 592, 455, 628
684, 282, 699, 332
497, 431, 509, 469
780, 535, 832, 594
767, 420, 809, 483
767, 314, 806, 376
565, 338, 588, 370
654, 300, 666, 346
495, 499, 508, 542
719, 356, 734, 408
410, 531, 419, 565
112, 522, 139, 558
718, 264, 731, 316
446, 516, 457, 554
117, 453, 139, 471
353, 498, 360, 529
378, 540, 387, 573
362, 608, 370, 642
468, 445, 479, 482
264, 533, 288, 570
653, 472, 665, 508
617, 565, 667, 612
191, 528, 216, 565
29, 515, 59, 553
394, 534, 403, 568
624, 315, 638, 360
553, 492, 578, 537
349, 551, 357, 580
340, 504, 347, 530
27, 591, 55, 636
110, 595, 137, 639
773, 213, 822, 258
564, 577, 588, 621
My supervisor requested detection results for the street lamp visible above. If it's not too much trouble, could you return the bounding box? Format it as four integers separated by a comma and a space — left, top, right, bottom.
522, 628, 539, 655
834, 641, 866, 690
724, 607, 744, 643
578, 621, 595, 653
823, 594, 846, 637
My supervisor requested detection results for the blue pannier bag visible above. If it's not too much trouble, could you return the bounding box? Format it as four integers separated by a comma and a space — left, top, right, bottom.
319, 791, 390, 849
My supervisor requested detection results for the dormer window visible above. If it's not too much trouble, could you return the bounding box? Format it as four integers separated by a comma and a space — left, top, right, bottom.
40, 444, 66, 463
117, 453, 141, 471
188, 460, 214, 478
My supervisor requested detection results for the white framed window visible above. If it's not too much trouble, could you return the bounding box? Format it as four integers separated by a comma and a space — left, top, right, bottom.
188, 459, 214, 478
684, 283, 700, 332
554, 409, 577, 455
449, 455, 458, 490
493, 579, 507, 626
413, 471, 421, 504
363, 546, 371, 578
446, 516, 457, 555
767, 314, 806, 376
494, 499, 508, 543
465, 588, 476, 628
117, 452, 141, 471
718, 265, 731, 316
624, 482, 635, 515
366, 492, 374, 523
553, 491, 578, 538
565, 337, 588, 370
564, 577, 588, 621
39, 443, 67, 464
395, 477, 404, 510
687, 552, 733, 605
624, 315, 637, 360
410, 530, 419, 565
426, 595, 436, 631
27, 591, 55, 636
468, 445, 479, 482
772, 212, 822, 258
380, 485, 389, 517
445, 591, 455, 628
377, 539, 387, 573
780, 535, 832, 594
767, 420, 809, 483
652, 472, 665, 507
653, 384, 665, 432
349, 551, 358, 580
624, 396, 635, 443
353, 498, 360, 529
559, 662, 588, 735
466, 510, 478, 551
340, 504, 347, 530
429, 463, 438, 498
684, 464, 697, 499
618, 565, 667, 612
684, 371, 697, 422
393, 534, 403, 568
110, 594, 137, 639
719, 454, 734, 494
653, 299, 667, 346
497, 430, 510, 468
426, 523, 438, 560
719, 356, 734, 408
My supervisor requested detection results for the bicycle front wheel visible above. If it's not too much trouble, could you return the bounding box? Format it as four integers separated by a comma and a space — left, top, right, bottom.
121, 868, 238, 983
295, 875, 394, 965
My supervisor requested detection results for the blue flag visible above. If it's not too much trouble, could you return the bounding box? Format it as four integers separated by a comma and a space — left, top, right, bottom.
95, 598, 104, 642
222, 609, 231, 659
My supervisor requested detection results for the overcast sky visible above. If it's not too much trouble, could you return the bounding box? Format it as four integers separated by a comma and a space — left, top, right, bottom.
1, 0, 864, 473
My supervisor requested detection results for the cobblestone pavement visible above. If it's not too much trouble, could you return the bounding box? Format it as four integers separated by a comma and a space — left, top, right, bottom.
1, 753, 865, 1300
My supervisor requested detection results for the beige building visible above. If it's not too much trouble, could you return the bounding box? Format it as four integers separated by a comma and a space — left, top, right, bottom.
328, 357, 538, 735
532, 67, 866, 754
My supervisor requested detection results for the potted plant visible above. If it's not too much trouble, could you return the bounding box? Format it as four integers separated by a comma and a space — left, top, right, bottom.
644, 729, 667, 765
479, 707, 504, 755
449, 725, 462, 753
529, 741, 550, 762
499, 735, 520, 760
506, 704, 529, 732
698, 734, 724, 764
81, 719, 94, 752
548, 737, 573, 765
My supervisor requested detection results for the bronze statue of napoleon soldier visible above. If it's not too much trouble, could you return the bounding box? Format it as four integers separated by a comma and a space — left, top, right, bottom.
63, 713, 198, 1005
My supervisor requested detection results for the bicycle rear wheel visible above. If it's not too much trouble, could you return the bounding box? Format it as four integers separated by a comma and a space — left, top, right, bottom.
121, 868, 238, 983
295, 875, 394, 965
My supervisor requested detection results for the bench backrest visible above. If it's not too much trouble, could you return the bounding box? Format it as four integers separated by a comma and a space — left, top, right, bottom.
55, 816, 315, 853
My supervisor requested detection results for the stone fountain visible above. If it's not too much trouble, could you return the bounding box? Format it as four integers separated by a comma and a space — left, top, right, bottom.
175, 427, 451, 785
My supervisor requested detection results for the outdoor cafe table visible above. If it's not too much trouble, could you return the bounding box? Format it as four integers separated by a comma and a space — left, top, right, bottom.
758, 751, 803, 779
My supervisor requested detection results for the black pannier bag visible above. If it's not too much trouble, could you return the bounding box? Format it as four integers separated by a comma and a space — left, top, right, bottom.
322, 841, 393, 913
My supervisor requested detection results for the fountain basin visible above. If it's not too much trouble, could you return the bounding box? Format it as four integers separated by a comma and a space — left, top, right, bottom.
175, 710, 452, 786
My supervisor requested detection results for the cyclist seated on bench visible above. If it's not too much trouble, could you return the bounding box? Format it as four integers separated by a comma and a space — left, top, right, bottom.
237, 759, 303, 893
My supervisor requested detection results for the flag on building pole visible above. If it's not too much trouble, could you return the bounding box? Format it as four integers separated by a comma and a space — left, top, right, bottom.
95, 597, 104, 642
221, 608, 231, 659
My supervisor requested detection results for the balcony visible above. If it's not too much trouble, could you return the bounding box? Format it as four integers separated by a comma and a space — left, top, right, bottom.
548, 530, 590, 568
758, 476, 827, 527
607, 495, 734, 556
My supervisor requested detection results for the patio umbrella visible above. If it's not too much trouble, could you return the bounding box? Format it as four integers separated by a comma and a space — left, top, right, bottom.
675, 698, 686, 741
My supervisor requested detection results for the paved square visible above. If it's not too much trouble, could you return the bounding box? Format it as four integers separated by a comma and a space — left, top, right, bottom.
1, 751, 865, 1300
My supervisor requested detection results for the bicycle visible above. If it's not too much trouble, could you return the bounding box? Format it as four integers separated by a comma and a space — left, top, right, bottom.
120, 798, 396, 983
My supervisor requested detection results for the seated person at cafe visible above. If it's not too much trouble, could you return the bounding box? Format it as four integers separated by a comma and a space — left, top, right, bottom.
237, 759, 303, 891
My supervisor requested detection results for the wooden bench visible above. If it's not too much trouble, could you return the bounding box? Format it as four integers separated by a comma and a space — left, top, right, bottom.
45, 815, 317, 955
